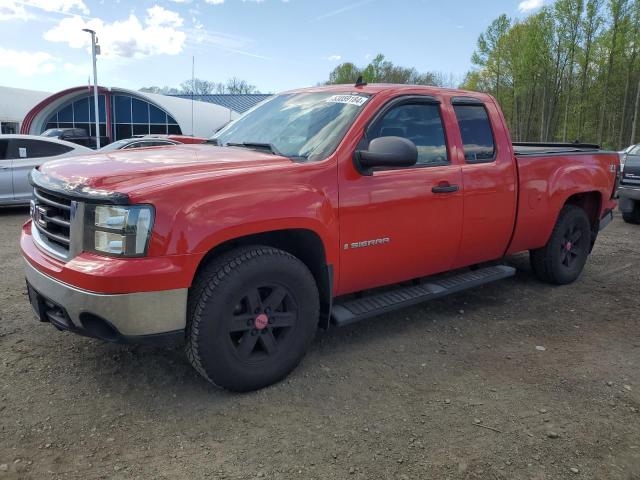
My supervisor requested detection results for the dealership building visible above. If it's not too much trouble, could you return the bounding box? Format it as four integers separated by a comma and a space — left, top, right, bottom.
0, 85, 271, 143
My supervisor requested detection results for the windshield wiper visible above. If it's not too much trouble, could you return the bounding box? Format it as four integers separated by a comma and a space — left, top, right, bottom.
225, 142, 283, 156
205, 138, 220, 145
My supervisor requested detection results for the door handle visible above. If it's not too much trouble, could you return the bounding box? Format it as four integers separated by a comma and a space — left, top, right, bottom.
432, 183, 459, 194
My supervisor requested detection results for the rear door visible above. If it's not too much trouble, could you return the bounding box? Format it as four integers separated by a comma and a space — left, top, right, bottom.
338, 95, 464, 294
9, 139, 75, 203
450, 98, 518, 268
0, 140, 13, 203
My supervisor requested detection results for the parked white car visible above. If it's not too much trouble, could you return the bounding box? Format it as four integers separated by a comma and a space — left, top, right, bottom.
0, 134, 92, 206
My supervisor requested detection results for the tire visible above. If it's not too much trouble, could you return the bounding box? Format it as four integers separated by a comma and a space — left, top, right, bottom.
185, 246, 319, 392
622, 200, 640, 224
530, 205, 592, 285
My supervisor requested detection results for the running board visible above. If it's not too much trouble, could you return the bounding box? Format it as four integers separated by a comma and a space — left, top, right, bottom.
331, 265, 516, 327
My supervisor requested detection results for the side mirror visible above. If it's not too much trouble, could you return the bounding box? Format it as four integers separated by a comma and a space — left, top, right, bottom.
354, 136, 418, 175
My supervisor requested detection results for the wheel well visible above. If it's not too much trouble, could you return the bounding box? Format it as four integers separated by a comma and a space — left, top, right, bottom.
564, 191, 602, 250
194, 229, 332, 329
565, 192, 601, 230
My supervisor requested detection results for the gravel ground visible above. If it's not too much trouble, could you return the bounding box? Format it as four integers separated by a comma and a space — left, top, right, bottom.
0, 207, 639, 480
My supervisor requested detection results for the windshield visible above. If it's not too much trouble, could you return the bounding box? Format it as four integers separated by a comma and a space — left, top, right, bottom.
41, 129, 62, 138
211, 92, 370, 161
99, 139, 133, 152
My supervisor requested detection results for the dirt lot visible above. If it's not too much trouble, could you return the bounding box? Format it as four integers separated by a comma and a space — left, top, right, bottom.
0, 207, 639, 480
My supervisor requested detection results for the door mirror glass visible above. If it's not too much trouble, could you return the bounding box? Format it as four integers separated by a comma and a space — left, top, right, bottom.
354, 136, 418, 175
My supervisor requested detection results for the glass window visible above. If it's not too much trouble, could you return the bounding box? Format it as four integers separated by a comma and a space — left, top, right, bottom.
213, 92, 370, 161
167, 114, 178, 124
133, 124, 149, 136
58, 104, 73, 122
73, 98, 90, 122
46, 113, 58, 126
453, 104, 495, 163
88, 95, 107, 122
150, 105, 167, 124
368, 103, 448, 166
132, 98, 149, 123
114, 96, 131, 123
150, 124, 167, 135
8, 139, 73, 159
116, 124, 132, 140
167, 124, 181, 135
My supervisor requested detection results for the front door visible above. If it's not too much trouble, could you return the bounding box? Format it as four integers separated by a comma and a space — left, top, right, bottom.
338, 97, 464, 295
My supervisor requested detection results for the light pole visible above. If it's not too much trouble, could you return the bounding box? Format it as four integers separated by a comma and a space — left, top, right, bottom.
82, 28, 101, 149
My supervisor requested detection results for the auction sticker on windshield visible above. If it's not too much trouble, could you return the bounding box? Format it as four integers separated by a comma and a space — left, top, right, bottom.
325, 95, 369, 107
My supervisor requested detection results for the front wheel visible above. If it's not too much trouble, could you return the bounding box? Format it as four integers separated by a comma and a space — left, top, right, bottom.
530, 205, 592, 285
186, 246, 319, 392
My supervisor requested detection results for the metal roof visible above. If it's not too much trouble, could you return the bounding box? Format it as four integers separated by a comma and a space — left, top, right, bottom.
169, 94, 273, 114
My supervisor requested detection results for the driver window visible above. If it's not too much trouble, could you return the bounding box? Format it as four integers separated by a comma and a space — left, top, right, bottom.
369, 103, 449, 166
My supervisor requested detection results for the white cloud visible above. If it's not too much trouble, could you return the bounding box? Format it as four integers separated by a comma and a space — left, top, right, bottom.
327, 54, 341, 61
0, 0, 88, 20
25, 0, 88, 14
0, 0, 31, 20
518, 0, 544, 12
0, 47, 57, 76
146, 5, 183, 27
205, 0, 225, 4
44, 6, 187, 58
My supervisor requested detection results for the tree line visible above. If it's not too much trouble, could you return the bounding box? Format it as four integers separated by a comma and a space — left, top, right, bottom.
325, 54, 454, 87
140, 77, 259, 95
463, 0, 640, 149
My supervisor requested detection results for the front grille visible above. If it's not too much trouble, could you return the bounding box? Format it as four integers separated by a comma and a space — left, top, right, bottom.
32, 187, 72, 254
621, 174, 640, 185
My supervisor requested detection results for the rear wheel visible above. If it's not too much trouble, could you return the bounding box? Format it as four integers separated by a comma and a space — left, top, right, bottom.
186, 246, 319, 392
530, 205, 592, 285
622, 200, 640, 224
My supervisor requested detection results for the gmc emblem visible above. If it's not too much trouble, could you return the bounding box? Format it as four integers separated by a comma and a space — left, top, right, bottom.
33, 205, 48, 228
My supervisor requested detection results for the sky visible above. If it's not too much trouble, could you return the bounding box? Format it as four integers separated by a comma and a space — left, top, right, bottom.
0, 0, 546, 94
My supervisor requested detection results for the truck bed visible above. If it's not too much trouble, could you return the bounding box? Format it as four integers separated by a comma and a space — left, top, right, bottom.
507, 144, 619, 256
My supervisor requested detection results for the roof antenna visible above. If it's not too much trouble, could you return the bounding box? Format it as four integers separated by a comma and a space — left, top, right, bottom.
355, 75, 367, 87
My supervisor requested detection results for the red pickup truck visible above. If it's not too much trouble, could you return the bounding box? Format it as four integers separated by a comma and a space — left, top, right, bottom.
21, 84, 619, 391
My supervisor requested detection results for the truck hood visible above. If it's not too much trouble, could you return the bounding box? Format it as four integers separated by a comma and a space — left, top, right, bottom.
38, 144, 294, 196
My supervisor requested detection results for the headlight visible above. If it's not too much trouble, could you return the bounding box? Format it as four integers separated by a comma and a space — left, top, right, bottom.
84, 204, 154, 257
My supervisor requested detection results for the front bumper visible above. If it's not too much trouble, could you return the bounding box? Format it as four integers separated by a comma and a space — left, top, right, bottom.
617, 185, 640, 212
24, 259, 187, 343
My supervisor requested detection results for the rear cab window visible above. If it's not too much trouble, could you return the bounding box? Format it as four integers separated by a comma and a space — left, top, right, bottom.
452, 102, 496, 163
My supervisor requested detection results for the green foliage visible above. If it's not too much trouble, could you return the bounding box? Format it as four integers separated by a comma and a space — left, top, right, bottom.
463, 0, 640, 149
326, 54, 447, 87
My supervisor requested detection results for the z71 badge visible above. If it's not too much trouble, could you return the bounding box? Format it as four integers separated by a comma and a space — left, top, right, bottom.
344, 237, 390, 250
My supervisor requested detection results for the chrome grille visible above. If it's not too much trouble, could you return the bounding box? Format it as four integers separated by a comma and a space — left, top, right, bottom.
31, 187, 72, 254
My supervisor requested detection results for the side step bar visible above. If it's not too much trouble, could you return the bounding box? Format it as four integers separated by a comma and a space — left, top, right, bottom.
331, 265, 516, 327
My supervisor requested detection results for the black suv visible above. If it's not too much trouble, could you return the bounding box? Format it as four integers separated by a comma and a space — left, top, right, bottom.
619, 145, 640, 224
41, 128, 107, 149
